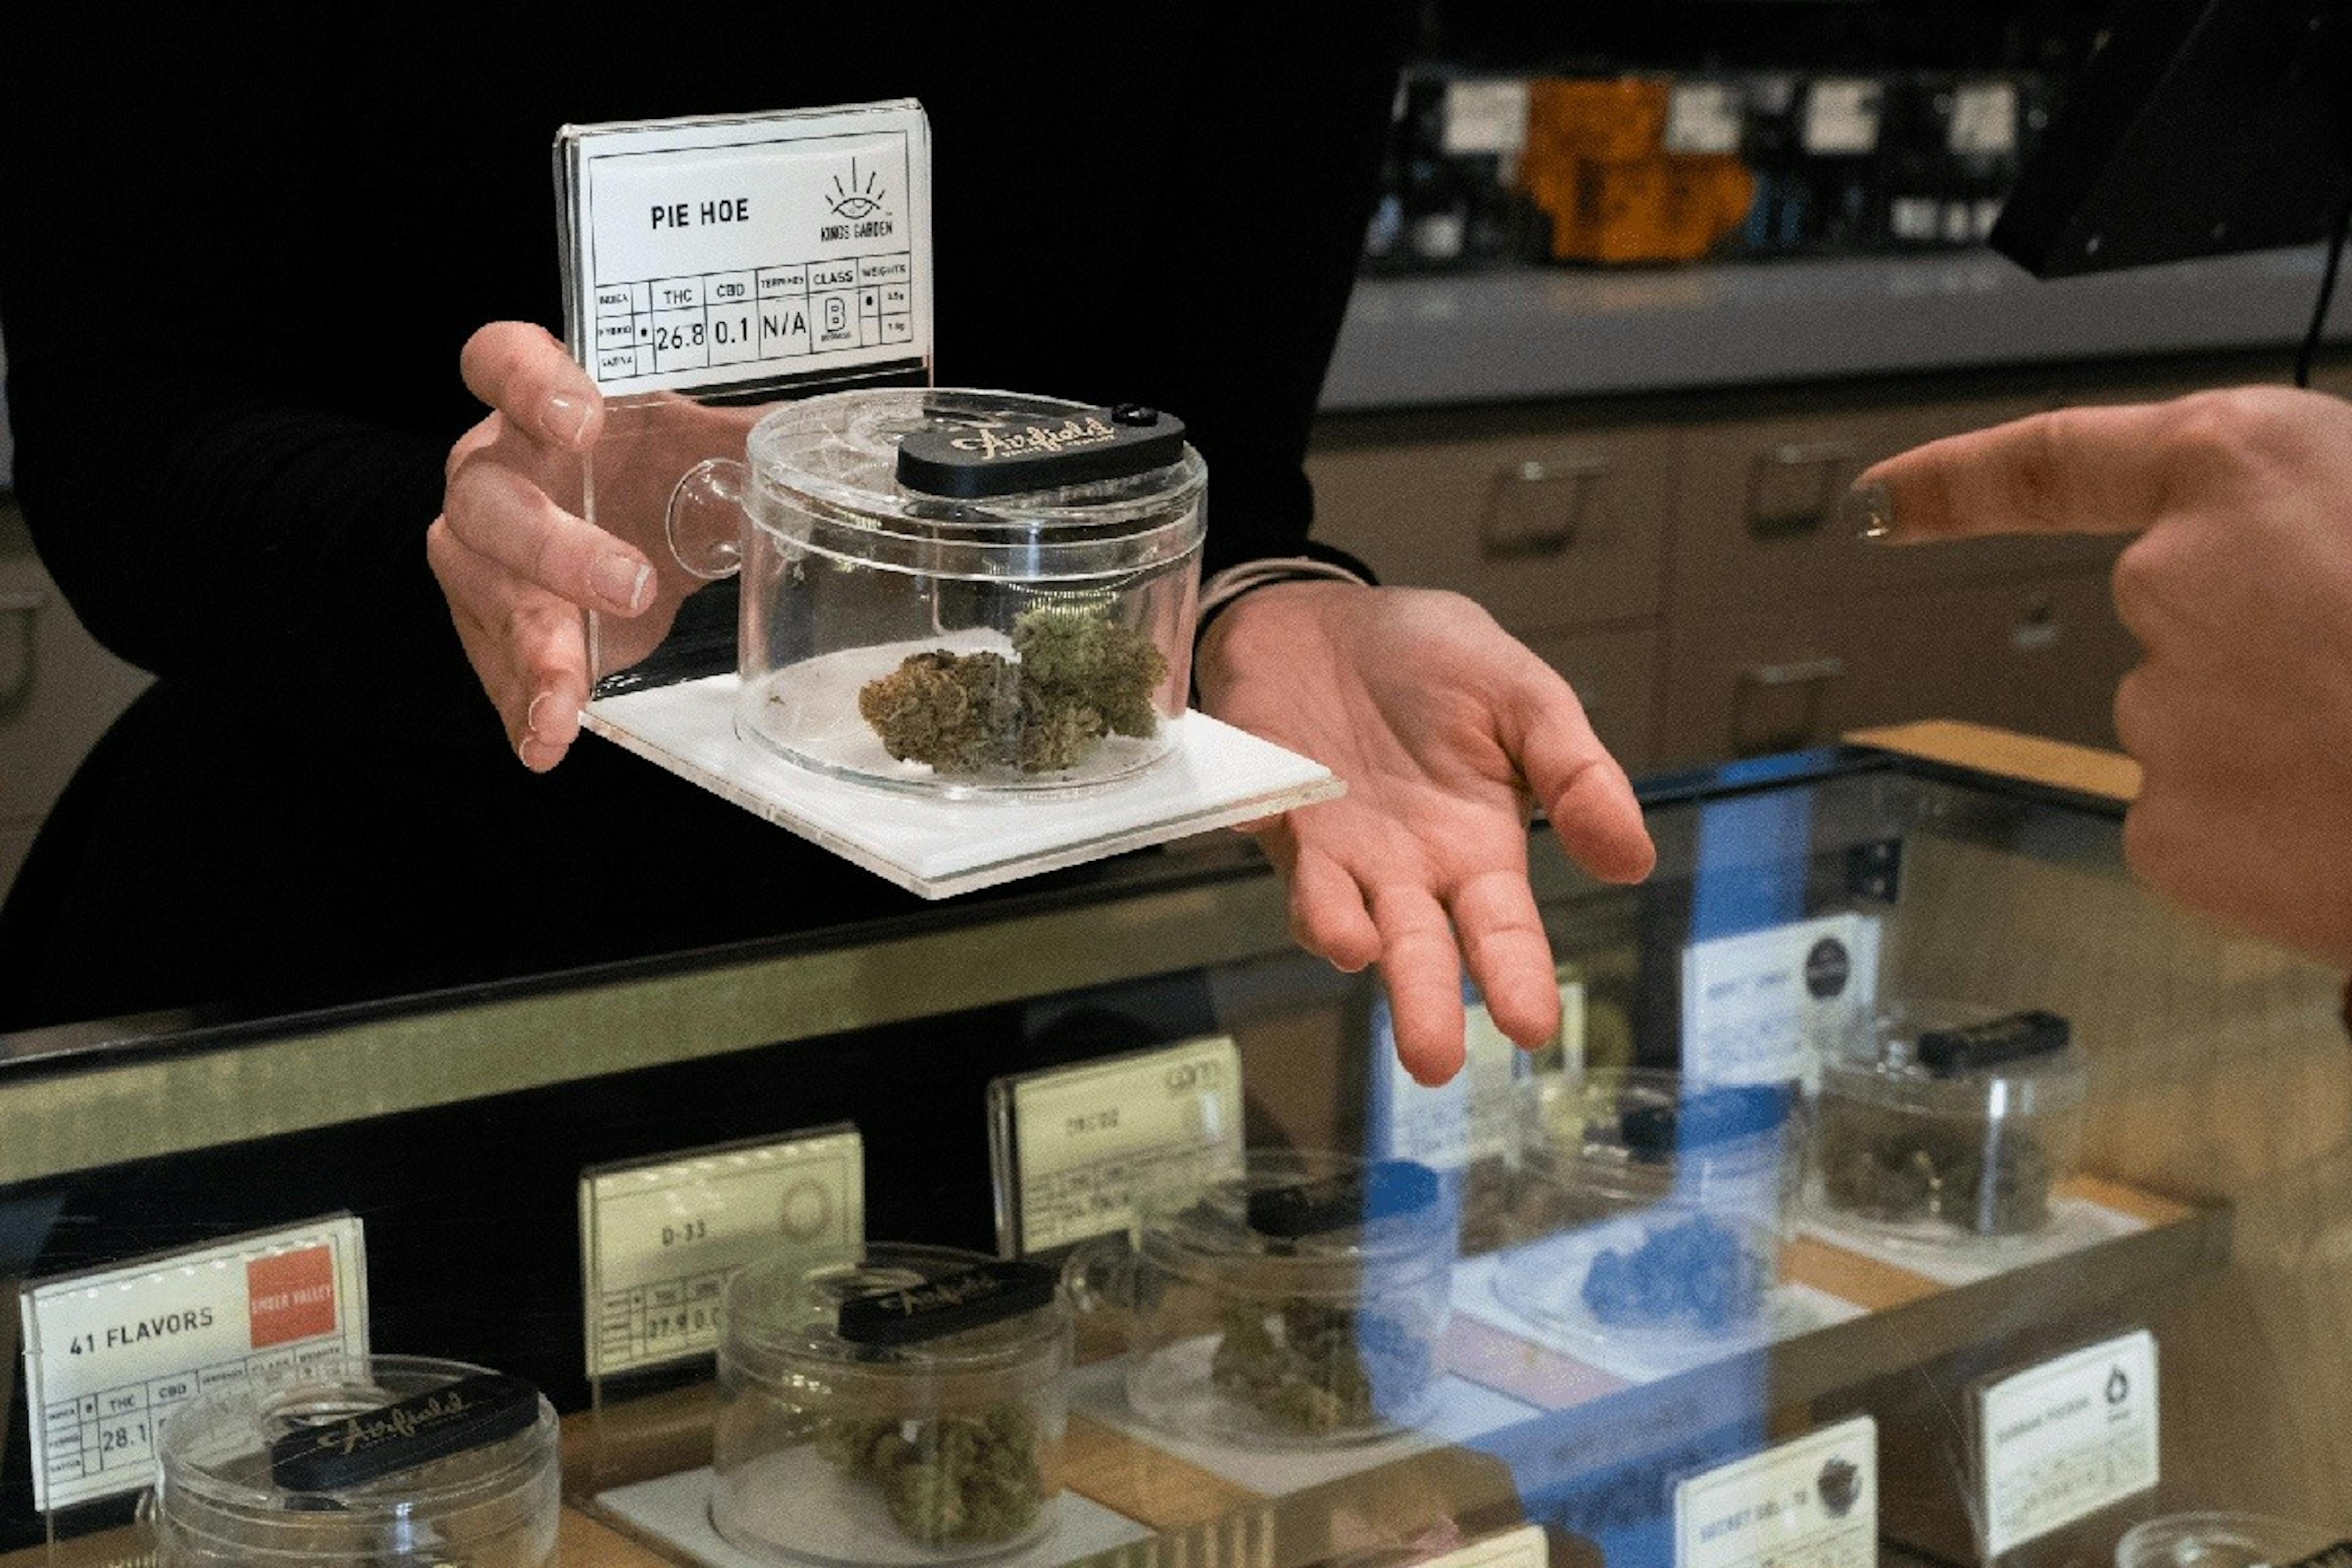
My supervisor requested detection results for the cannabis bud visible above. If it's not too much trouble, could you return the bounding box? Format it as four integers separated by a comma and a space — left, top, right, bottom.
812, 1402, 1047, 1546
1207, 1299, 1409, 1436
1817, 1101, 2054, 1235
856, 604, 1169, 775
1580, 1213, 1770, 1332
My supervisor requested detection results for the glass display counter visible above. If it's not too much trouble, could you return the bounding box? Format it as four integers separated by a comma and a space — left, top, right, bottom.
0, 728, 2346, 1568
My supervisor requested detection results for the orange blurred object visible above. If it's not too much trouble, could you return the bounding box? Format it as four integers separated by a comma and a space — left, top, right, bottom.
1521, 78, 1758, 265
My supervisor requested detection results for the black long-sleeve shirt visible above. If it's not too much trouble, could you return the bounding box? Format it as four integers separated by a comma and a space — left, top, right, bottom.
0, 11, 1406, 1025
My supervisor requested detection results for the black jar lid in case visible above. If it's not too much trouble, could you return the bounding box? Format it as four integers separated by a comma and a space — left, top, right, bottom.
724, 1244, 1071, 1378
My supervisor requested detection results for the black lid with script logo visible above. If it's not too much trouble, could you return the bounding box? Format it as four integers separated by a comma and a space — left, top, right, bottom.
723, 1243, 1072, 1374
836, 1258, 1061, 1346
895, 401, 1188, 500
153, 1355, 560, 1560
269, 1371, 543, 1492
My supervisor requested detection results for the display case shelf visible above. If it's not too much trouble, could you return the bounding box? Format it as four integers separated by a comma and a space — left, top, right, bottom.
1324, 249, 2352, 410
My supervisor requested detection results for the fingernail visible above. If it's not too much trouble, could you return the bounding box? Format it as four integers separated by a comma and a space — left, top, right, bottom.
540, 393, 592, 447
593, 555, 652, 612
525, 690, 551, 739
1843, 479, 1895, 540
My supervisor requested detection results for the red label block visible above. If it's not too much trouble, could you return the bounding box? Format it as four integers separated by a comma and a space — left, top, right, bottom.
247, 1246, 338, 1349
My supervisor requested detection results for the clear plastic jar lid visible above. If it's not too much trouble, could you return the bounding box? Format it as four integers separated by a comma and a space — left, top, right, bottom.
745, 389, 1207, 579
153, 1355, 558, 1564
1526, 1069, 1801, 1207
722, 1244, 1071, 1385
2116, 1512, 2340, 1568
1135, 1152, 1455, 1300
1825, 1000, 2087, 1119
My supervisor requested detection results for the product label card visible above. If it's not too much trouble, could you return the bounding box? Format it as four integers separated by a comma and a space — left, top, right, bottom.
1001, 1037, 1243, 1256
1419, 1524, 1550, 1568
1949, 81, 2020, 157
1803, 80, 1883, 156
1682, 912, 1879, 1087
1977, 1330, 2159, 1558
20, 1216, 369, 1513
1376, 981, 1578, 1173
1677, 1417, 1877, 1568
581, 1126, 862, 1379
559, 100, 932, 396
1666, 82, 1747, 156
1442, 79, 1532, 156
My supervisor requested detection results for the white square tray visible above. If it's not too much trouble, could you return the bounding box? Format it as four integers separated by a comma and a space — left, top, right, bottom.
584, 674, 1341, 899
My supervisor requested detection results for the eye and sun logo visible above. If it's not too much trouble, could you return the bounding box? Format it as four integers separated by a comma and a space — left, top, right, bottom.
827, 158, 887, 220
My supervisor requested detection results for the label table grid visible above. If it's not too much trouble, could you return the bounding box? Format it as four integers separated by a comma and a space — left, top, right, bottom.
39, 1337, 347, 1493
594, 251, 914, 383
595, 1267, 732, 1368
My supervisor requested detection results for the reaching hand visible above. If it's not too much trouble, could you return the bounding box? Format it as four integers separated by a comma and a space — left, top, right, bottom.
1196, 581, 1656, 1085
1856, 385, 2352, 967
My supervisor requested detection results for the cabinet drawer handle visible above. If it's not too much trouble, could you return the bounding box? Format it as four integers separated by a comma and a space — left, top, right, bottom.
1480, 455, 1610, 560
1740, 657, 1845, 688
1744, 440, 1857, 540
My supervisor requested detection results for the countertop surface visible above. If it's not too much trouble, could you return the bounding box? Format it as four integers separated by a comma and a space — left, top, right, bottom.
1322, 247, 2352, 410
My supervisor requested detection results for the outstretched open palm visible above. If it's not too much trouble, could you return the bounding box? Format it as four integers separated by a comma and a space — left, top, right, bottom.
1197, 581, 1655, 1085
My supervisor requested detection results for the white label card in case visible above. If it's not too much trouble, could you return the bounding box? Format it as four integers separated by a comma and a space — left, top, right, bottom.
1666, 83, 1746, 156
1803, 80, 1883, 156
1682, 911, 1879, 1089
1004, 1037, 1244, 1256
20, 1215, 369, 1513
559, 100, 932, 396
1417, 1524, 1550, 1568
1676, 1417, 1877, 1568
1442, 80, 1532, 156
1379, 994, 1554, 1172
1950, 81, 2019, 156
1977, 1330, 2158, 1557
580, 1126, 863, 1379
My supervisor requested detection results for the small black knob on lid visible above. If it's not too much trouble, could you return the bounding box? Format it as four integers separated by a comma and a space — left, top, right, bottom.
897, 401, 1187, 500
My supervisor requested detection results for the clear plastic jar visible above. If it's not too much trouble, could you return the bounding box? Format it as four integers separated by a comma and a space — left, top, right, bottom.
2115, 1513, 2339, 1568
712, 1244, 1071, 1566
673, 388, 1205, 796
1104, 1150, 1455, 1450
149, 1355, 559, 1567
1495, 1071, 1804, 1366
1808, 1001, 2087, 1243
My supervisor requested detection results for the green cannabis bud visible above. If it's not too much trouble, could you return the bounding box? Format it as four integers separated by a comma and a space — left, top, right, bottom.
1208, 1300, 1396, 1436
1010, 603, 1166, 739
855, 648, 1025, 774
812, 1402, 1047, 1547
856, 604, 1169, 776
1817, 1101, 2054, 1235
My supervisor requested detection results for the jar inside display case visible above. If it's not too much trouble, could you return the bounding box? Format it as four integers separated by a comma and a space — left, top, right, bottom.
2114, 1512, 2341, 1568
670, 388, 1207, 797
1808, 1003, 2087, 1243
1495, 1071, 1804, 1366
149, 1355, 559, 1568
1107, 1151, 1455, 1451
712, 1245, 1071, 1566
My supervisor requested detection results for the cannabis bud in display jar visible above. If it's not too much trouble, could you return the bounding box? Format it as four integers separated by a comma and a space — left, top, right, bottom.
1207, 1298, 1429, 1436
812, 1403, 1047, 1547
856, 603, 1169, 775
